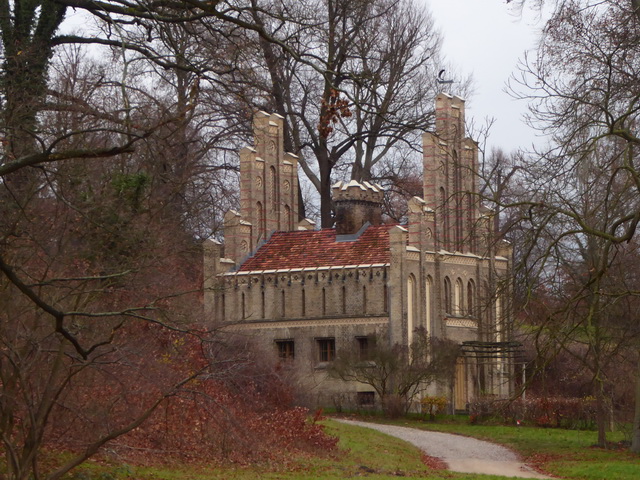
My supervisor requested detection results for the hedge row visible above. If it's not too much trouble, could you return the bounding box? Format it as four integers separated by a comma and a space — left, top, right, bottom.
469, 395, 599, 429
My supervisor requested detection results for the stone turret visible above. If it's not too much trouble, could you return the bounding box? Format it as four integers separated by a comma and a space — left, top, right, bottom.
422, 93, 480, 253
332, 180, 384, 235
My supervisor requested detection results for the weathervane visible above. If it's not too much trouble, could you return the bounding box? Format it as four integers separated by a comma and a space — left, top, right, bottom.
437, 69, 454, 85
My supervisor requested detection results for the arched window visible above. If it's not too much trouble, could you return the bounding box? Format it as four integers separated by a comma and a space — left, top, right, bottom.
453, 150, 463, 251
281, 289, 286, 318
342, 285, 347, 314
496, 294, 506, 342
362, 285, 367, 314
322, 287, 327, 315
284, 204, 291, 230
455, 278, 463, 315
301, 288, 306, 317
383, 284, 388, 313
270, 166, 277, 212
241, 293, 246, 319
444, 277, 452, 315
261, 291, 265, 318
256, 201, 264, 240
467, 195, 475, 253
496, 295, 502, 342
440, 187, 449, 249
467, 280, 475, 317
407, 275, 416, 344
425, 276, 432, 334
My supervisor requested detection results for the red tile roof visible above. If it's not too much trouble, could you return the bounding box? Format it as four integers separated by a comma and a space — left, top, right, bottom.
237, 224, 394, 271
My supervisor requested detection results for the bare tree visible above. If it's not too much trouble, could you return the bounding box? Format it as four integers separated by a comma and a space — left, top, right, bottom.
507, 0, 640, 448
240, 0, 457, 226
329, 329, 459, 416
0, 3, 326, 478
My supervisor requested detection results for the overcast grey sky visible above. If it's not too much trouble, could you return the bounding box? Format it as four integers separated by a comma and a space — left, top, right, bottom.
425, 0, 548, 155
60, 2, 546, 158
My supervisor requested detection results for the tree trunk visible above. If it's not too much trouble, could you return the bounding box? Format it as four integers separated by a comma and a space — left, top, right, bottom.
631, 352, 640, 453
315, 146, 334, 228
595, 377, 607, 448
319, 164, 334, 228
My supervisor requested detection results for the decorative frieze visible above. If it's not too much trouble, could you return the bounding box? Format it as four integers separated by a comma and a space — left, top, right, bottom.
229, 316, 390, 330
445, 318, 478, 329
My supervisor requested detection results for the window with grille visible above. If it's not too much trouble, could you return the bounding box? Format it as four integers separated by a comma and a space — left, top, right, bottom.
276, 340, 295, 360
467, 279, 475, 317
444, 277, 452, 315
317, 338, 335, 362
357, 391, 375, 406
356, 336, 375, 361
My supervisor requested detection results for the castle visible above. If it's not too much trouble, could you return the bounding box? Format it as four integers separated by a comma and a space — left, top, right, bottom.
204, 93, 514, 410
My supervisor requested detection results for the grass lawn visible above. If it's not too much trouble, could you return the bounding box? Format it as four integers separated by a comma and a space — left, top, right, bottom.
338, 413, 640, 480
56, 415, 639, 479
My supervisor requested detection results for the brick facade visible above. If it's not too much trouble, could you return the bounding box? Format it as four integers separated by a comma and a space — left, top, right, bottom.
204, 94, 514, 411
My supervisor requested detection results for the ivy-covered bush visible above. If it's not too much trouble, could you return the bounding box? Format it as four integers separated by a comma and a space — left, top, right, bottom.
469, 395, 598, 429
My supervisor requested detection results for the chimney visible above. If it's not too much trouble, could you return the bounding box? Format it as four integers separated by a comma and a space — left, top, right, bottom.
332, 180, 384, 235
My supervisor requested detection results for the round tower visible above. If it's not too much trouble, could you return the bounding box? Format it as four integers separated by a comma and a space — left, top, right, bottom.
332, 180, 384, 235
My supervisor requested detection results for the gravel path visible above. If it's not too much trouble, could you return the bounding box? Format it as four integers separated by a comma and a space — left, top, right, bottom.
336, 419, 552, 479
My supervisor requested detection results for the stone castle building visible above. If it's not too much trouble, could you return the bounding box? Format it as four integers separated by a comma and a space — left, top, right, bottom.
204, 93, 514, 410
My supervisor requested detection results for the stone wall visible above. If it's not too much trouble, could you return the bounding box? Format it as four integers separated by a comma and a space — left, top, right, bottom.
218, 264, 390, 324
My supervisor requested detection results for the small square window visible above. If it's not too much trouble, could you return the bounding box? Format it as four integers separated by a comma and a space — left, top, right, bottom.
317, 338, 335, 362
356, 336, 375, 361
276, 340, 295, 360
357, 391, 375, 406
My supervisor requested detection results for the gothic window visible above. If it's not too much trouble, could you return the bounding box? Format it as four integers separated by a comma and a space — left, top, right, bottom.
342, 285, 346, 314
455, 278, 463, 315
496, 294, 504, 342
256, 201, 264, 240
383, 284, 388, 313
467, 280, 475, 317
453, 150, 463, 250
221, 294, 225, 319
362, 286, 367, 314
407, 274, 416, 344
261, 290, 265, 318
322, 287, 327, 315
483, 280, 490, 321
241, 292, 246, 319
301, 288, 306, 317
269, 166, 277, 212
284, 204, 291, 230
440, 187, 449, 249
425, 276, 432, 334
467, 195, 475, 253
281, 289, 285, 318
444, 277, 452, 315
317, 338, 335, 362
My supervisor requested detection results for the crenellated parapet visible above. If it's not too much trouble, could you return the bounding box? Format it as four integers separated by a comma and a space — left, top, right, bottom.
332, 180, 384, 203
216, 263, 390, 324
332, 180, 384, 235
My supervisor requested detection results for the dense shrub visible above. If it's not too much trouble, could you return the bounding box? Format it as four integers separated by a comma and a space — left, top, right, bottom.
469, 395, 598, 429
420, 396, 447, 420
44, 328, 338, 467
